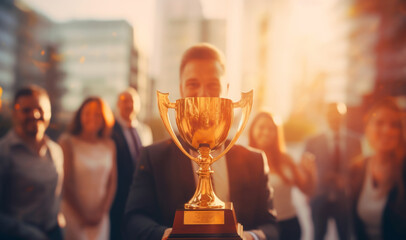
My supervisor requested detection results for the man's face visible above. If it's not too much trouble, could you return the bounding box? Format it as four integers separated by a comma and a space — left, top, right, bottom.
180, 59, 224, 98
118, 92, 137, 121
13, 94, 51, 139
366, 107, 402, 154
326, 104, 343, 133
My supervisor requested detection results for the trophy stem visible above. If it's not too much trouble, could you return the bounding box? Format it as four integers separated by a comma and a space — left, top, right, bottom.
185, 146, 225, 209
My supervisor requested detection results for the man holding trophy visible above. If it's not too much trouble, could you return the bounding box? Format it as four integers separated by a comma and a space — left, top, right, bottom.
123, 43, 278, 240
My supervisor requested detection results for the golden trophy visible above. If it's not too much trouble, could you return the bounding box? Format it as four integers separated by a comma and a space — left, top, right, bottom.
157, 90, 253, 240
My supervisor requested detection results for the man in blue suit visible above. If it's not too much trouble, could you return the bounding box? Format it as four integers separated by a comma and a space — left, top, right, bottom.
110, 87, 152, 240
123, 43, 278, 240
305, 103, 362, 240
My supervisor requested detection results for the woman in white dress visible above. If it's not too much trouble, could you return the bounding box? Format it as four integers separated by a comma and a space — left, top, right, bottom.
59, 97, 117, 240
248, 111, 316, 240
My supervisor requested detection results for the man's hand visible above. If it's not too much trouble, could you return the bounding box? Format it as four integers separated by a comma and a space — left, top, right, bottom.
161, 228, 172, 240
243, 231, 255, 240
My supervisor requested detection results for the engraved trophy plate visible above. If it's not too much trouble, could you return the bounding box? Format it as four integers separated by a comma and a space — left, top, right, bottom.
184, 211, 225, 225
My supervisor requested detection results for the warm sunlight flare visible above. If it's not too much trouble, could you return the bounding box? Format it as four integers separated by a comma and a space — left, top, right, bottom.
1, 1, 405, 240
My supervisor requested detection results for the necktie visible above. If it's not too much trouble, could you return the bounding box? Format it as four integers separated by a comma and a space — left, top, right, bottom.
333, 133, 340, 173
328, 133, 341, 200
129, 127, 142, 165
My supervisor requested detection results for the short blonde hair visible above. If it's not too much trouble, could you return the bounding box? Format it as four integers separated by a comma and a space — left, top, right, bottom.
180, 43, 225, 77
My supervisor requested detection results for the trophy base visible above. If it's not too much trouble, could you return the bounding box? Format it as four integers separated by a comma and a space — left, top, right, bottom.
168, 203, 243, 240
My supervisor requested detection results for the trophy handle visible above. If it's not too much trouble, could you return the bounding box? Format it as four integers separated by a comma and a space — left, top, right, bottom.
213, 90, 253, 162
157, 91, 198, 162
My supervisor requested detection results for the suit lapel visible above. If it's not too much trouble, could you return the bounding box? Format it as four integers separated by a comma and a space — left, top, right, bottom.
224, 145, 252, 222
224, 143, 245, 205
169, 140, 196, 203
115, 124, 130, 155
115, 123, 134, 167
226, 149, 236, 202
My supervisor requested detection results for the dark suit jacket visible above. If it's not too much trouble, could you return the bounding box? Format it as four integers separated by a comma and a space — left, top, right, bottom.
110, 123, 137, 240
123, 139, 278, 240
349, 157, 406, 240
305, 132, 361, 199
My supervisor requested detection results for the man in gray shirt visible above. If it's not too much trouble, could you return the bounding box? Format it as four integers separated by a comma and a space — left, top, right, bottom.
0, 85, 64, 240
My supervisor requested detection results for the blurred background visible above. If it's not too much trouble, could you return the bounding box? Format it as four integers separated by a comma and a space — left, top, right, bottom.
0, 0, 405, 141
0, 0, 405, 239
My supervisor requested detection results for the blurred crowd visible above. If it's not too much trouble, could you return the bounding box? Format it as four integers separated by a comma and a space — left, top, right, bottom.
0, 43, 405, 240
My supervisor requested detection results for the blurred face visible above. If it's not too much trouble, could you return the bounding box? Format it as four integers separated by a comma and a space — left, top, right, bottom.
252, 116, 277, 150
13, 94, 51, 140
118, 92, 137, 121
80, 101, 104, 135
327, 105, 343, 133
366, 107, 402, 154
180, 59, 223, 98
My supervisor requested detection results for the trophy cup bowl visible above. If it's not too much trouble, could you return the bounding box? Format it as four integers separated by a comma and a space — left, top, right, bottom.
176, 97, 233, 152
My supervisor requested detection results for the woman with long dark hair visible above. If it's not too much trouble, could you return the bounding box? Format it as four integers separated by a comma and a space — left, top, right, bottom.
249, 111, 315, 240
